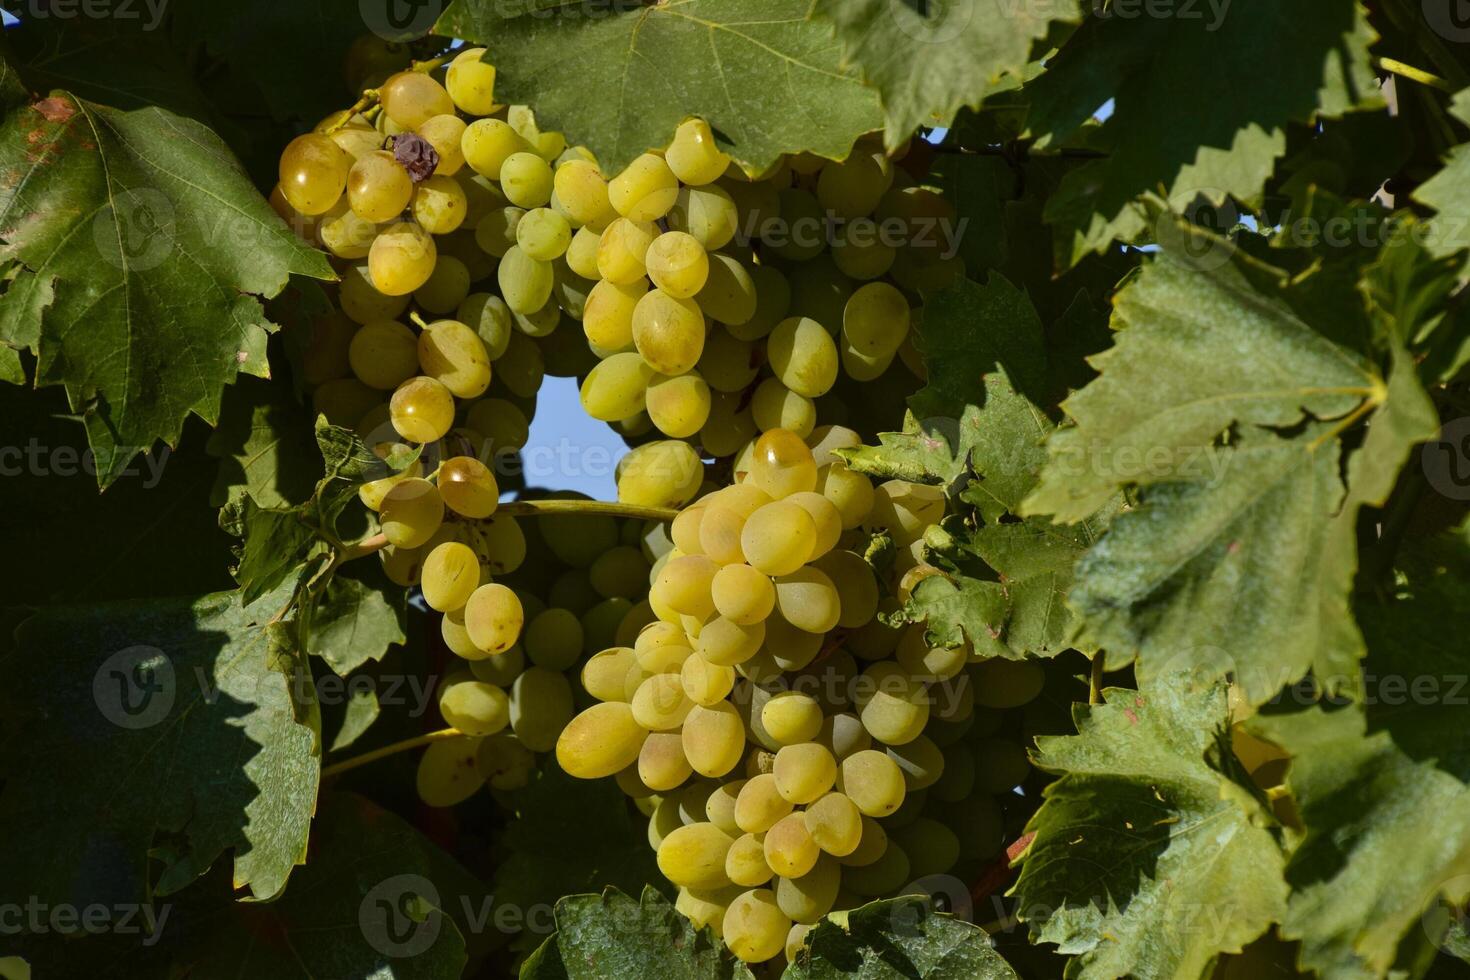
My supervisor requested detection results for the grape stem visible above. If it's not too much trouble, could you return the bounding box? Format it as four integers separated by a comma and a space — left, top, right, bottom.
337, 499, 680, 562
1375, 56, 1453, 92
1089, 655, 1105, 705
321, 727, 462, 778
323, 53, 454, 133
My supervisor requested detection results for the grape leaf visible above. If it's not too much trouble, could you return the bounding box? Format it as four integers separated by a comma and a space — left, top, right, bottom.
787, 897, 1017, 978
0, 85, 334, 487
1013, 679, 1288, 979
306, 563, 407, 676
523, 886, 754, 979
1024, 0, 1380, 266
1412, 89, 1470, 263
901, 573, 1012, 659
811, 0, 1081, 147
0, 582, 320, 908
207, 374, 322, 510
1248, 530, 1470, 978
436, 0, 883, 173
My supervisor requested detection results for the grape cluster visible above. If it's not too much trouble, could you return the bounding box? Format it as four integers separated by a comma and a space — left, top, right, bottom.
555, 427, 1046, 965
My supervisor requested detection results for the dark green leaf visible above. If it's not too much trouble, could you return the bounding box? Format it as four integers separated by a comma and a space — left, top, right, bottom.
306, 562, 407, 676
787, 897, 1017, 978
207, 374, 322, 509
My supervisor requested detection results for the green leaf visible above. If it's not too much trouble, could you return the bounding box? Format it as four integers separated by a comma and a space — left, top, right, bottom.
786, 897, 1017, 978
1249, 530, 1470, 978
207, 374, 322, 510
1412, 89, 1470, 262
524, 887, 754, 980
306, 563, 407, 676
902, 573, 1012, 659
1025, 0, 1380, 265
0, 87, 334, 486
0, 584, 320, 906
811, 0, 1081, 147
329, 681, 381, 752
1013, 680, 1288, 979
436, 0, 883, 174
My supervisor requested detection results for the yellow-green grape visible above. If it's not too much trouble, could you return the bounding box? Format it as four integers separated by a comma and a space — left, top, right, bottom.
972, 658, 1046, 708
726, 831, 774, 887
670, 504, 706, 555
632, 287, 706, 374
414, 319, 488, 398
646, 371, 711, 438
360, 457, 422, 512
462, 118, 528, 179
499, 151, 553, 208
415, 736, 485, 807
465, 583, 523, 654
632, 673, 694, 730
496, 245, 553, 315
698, 484, 771, 563
868, 480, 945, 544
583, 646, 638, 702
609, 152, 679, 221
417, 114, 467, 177
438, 675, 510, 736
516, 207, 572, 261
582, 277, 646, 350
565, 225, 603, 279
886, 734, 946, 791
553, 159, 616, 228
408, 174, 467, 235
369, 221, 437, 296
761, 693, 823, 746
701, 391, 759, 459
784, 492, 842, 560
705, 779, 745, 836
437, 457, 499, 522
597, 218, 658, 284
657, 822, 734, 890
666, 118, 731, 185
803, 791, 862, 857
651, 554, 718, 618
639, 732, 693, 791
442, 606, 486, 660
422, 541, 481, 612
735, 772, 793, 833
380, 71, 454, 129
509, 666, 574, 752
836, 815, 888, 868
347, 149, 412, 222
818, 712, 872, 762
473, 515, 525, 577
523, 608, 583, 671
763, 812, 819, 878
492, 332, 545, 398
786, 922, 814, 961
740, 500, 816, 576
694, 617, 765, 667
843, 281, 909, 356
348, 320, 418, 390
681, 654, 736, 706
768, 317, 838, 398
679, 701, 745, 777
645, 231, 710, 299
837, 749, 907, 817
413, 256, 471, 315
557, 702, 648, 777
816, 152, 891, 219
854, 661, 929, 745
679, 783, 723, 827
477, 732, 536, 791
668, 184, 739, 250
617, 440, 704, 509
635, 623, 692, 674
831, 226, 896, 280
841, 339, 893, 381
768, 188, 826, 262
806, 425, 860, 466
725, 263, 790, 342
697, 328, 758, 393
446, 47, 498, 115
723, 888, 789, 964
279, 133, 350, 215
588, 546, 650, 600
773, 742, 837, 805
894, 627, 964, 682
327, 121, 383, 164
710, 563, 775, 625
505, 106, 566, 161
676, 886, 739, 937
751, 378, 816, 440
811, 550, 878, 629
747, 429, 819, 499
580, 351, 655, 421
379, 477, 443, 548
389, 375, 454, 443
647, 795, 683, 847
316, 197, 379, 259
379, 541, 425, 588
475, 206, 523, 257
817, 462, 874, 529
775, 856, 840, 924
843, 841, 910, 897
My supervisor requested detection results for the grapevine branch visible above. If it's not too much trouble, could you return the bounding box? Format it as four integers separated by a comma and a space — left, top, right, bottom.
322, 727, 462, 778
1375, 56, 1453, 92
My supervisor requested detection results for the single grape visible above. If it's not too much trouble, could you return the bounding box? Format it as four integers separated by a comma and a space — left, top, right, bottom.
700, 391, 759, 459
681, 701, 747, 777
415, 736, 485, 807
422, 541, 481, 612
464, 583, 524, 654
500, 151, 554, 208
681, 654, 736, 706
639, 731, 694, 791
632, 289, 705, 375
645, 231, 710, 299
509, 666, 575, 752
438, 455, 499, 518
666, 118, 731, 186
410, 173, 467, 234
565, 225, 603, 279
735, 772, 793, 833
710, 563, 775, 625
816, 151, 892, 219
553, 158, 615, 228
279, 133, 351, 215
348, 319, 418, 390
760, 693, 823, 747
316, 197, 379, 259
524, 608, 585, 671
446, 47, 498, 115
609, 152, 679, 221
516, 207, 572, 261
632, 672, 694, 731
414, 256, 472, 315
775, 857, 840, 924
646, 371, 712, 438
722, 888, 789, 964
668, 184, 739, 250
497, 244, 555, 315
348, 149, 413, 222
768, 316, 838, 398
694, 617, 765, 667
417, 114, 467, 176
741, 500, 816, 576
580, 351, 656, 421
389, 375, 455, 443
438, 674, 510, 736
369, 221, 437, 296
379, 477, 443, 548
763, 812, 819, 878
597, 217, 658, 284
477, 732, 536, 790
617, 440, 704, 509
697, 327, 758, 392
657, 822, 735, 891
750, 378, 815, 438
557, 701, 648, 777
837, 749, 907, 817
417, 318, 491, 398
803, 791, 862, 857
726, 831, 775, 888
747, 428, 818, 499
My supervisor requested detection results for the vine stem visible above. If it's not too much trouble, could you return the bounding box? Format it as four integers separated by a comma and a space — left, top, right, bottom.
338, 499, 680, 562
1375, 57, 1453, 92
1089, 655, 1105, 705
322, 728, 462, 778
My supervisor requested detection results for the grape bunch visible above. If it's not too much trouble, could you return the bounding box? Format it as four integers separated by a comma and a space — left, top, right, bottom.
554, 427, 1047, 965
